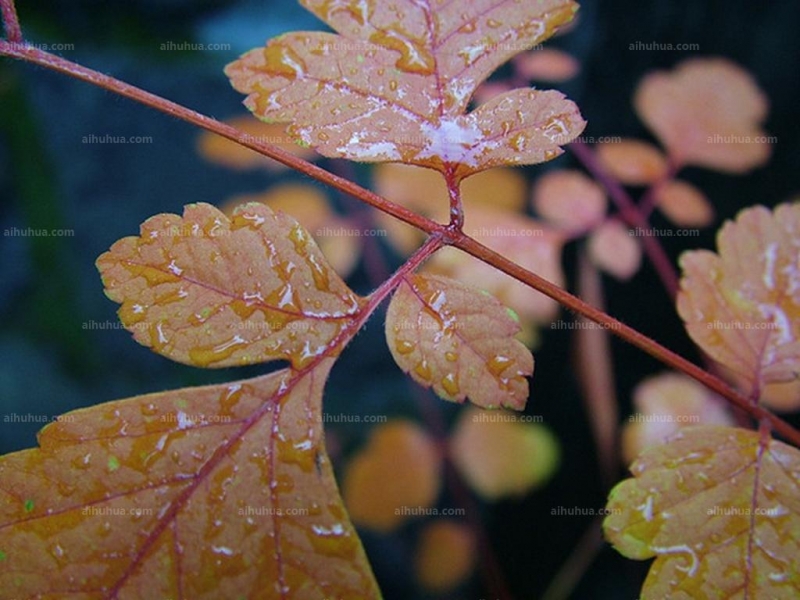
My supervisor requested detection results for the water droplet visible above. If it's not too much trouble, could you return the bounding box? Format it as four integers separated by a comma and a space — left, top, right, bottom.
395, 340, 415, 355
414, 360, 432, 381
441, 373, 460, 396
488, 355, 513, 376
369, 29, 435, 75
445, 351, 458, 362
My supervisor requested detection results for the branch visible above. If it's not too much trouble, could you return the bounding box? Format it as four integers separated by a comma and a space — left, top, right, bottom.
0, 0, 22, 42
3, 43, 799, 448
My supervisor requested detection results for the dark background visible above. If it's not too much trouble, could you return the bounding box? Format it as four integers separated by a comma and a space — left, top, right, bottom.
1, 1, 799, 599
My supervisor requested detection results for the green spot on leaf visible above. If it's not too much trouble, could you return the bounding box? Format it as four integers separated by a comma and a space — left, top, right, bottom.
108, 456, 120, 471
357, 54, 364, 63
506, 307, 520, 323
23, 499, 34, 513
0, 550, 6, 561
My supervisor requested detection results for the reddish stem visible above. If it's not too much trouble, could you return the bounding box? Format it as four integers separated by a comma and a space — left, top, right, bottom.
2, 44, 798, 448
0, 0, 22, 42
444, 165, 465, 229
569, 140, 680, 298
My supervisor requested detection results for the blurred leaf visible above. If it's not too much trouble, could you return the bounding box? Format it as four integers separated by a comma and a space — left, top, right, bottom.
595, 139, 668, 186
343, 420, 441, 533
655, 179, 715, 228
414, 520, 476, 592
587, 220, 642, 280
532, 169, 607, 233
634, 58, 771, 173
450, 406, 560, 499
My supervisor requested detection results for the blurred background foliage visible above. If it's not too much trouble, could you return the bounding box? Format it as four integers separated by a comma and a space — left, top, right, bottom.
1, 1, 799, 598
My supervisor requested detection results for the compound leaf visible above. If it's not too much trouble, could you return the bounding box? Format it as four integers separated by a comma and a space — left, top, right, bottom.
604, 426, 800, 599
385, 274, 533, 409
0, 361, 382, 599
97, 202, 365, 370
225, 0, 585, 179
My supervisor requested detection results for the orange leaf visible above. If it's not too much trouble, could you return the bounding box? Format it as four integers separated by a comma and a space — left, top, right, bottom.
97, 202, 365, 370
0, 362, 382, 598
513, 48, 580, 82
197, 115, 318, 171
532, 168, 607, 233
429, 206, 566, 325
449, 406, 560, 499
342, 420, 441, 533
225, 0, 586, 179
414, 520, 476, 592
655, 179, 715, 228
221, 183, 361, 278
634, 58, 771, 173
677, 203, 800, 393
587, 220, 642, 280
385, 274, 534, 409
605, 426, 800, 599
594, 138, 668, 186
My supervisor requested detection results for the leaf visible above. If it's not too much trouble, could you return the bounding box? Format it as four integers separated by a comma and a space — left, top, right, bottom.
594, 139, 668, 186
414, 520, 476, 592
385, 274, 534, 409
429, 206, 566, 326
587, 220, 642, 280
532, 168, 607, 233
221, 183, 361, 278
197, 115, 319, 171
604, 426, 800, 599
655, 179, 715, 228
634, 58, 771, 173
342, 420, 441, 533
513, 48, 580, 82
0, 362, 382, 599
677, 203, 800, 393
449, 406, 560, 499
225, 0, 586, 179
97, 202, 365, 370
621, 372, 734, 465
